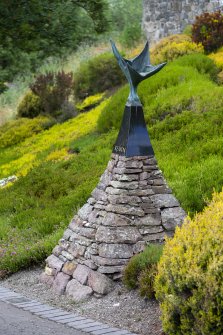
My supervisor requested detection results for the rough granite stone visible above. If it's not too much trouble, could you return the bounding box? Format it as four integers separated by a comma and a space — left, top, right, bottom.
115, 174, 139, 181
161, 207, 186, 230
108, 194, 141, 205
61, 250, 74, 261
52, 245, 64, 257
139, 226, 164, 235
101, 212, 130, 226
78, 204, 93, 220
105, 187, 128, 195
137, 214, 161, 226
91, 188, 108, 202
105, 204, 144, 216
66, 279, 93, 301
99, 243, 133, 259
45, 266, 56, 276
62, 261, 77, 275
46, 255, 64, 272
98, 265, 125, 274
52, 272, 71, 295
68, 243, 86, 257
95, 226, 141, 244
88, 271, 114, 294
91, 255, 129, 266
109, 180, 138, 190
73, 264, 91, 285
150, 194, 180, 208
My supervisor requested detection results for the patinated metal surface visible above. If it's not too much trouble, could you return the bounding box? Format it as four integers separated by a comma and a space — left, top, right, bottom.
111, 40, 166, 157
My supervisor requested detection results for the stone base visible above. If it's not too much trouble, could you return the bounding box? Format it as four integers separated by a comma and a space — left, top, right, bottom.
40, 154, 186, 300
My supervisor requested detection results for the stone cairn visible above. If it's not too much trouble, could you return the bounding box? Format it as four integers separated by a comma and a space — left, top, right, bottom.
40, 153, 186, 301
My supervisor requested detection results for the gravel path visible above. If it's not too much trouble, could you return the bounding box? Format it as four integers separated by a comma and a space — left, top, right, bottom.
1, 266, 163, 335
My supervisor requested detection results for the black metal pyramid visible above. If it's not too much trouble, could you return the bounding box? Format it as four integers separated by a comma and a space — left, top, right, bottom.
113, 104, 154, 157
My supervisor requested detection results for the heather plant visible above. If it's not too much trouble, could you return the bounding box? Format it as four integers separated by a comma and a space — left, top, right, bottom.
155, 190, 223, 335
123, 244, 163, 291
192, 11, 223, 53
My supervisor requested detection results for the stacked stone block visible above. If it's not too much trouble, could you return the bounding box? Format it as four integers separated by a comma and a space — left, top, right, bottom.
143, 0, 220, 43
40, 154, 185, 300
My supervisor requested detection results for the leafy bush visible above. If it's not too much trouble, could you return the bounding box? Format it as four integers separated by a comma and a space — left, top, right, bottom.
155, 190, 223, 335
0, 116, 51, 149
151, 34, 203, 64
192, 11, 223, 53
123, 244, 163, 290
30, 71, 74, 119
73, 52, 125, 100
174, 53, 219, 81
17, 91, 42, 118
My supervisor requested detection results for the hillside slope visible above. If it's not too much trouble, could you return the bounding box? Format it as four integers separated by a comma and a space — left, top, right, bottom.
1, 52, 223, 276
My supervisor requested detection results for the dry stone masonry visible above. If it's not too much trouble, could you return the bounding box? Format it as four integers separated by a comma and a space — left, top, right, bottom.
40, 153, 186, 300
143, 0, 222, 42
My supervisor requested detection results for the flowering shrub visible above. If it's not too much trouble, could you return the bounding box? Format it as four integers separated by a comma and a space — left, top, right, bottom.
151, 34, 203, 64
209, 47, 223, 69
192, 11, 223, 53
155, 190, 223, 335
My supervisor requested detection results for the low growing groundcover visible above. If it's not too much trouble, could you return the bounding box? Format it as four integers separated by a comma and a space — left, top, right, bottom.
1, 53, 223, 275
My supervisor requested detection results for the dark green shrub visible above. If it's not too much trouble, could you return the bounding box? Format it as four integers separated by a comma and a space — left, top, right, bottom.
192, 11, 223, 53
155, 190, 223, 335
73, 52, 125, 100
30, 71, 74, 120
17, 91, 42, 118
123, 244, 163, 290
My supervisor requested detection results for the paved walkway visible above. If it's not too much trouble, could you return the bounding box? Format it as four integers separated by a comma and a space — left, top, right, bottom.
0, 286, 137, 335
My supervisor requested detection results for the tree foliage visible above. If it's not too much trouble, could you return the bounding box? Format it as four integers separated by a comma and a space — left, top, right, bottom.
0, 0, 108, 82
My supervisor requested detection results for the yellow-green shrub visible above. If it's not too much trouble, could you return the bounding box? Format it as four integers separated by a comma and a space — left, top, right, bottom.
151, 34, 204, 64
0, 116, 51, 149
155, 191, 223, 335
76, 93, 105, 112
17, 91, 42, 118
209, 48, 223, 73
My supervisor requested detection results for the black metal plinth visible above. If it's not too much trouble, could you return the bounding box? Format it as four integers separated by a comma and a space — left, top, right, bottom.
113, 105, 154, 157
